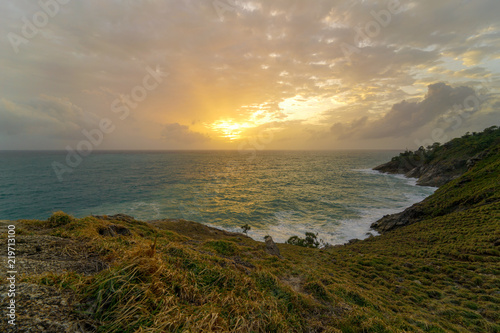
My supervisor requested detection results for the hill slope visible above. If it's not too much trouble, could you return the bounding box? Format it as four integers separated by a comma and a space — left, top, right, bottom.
373, 125, 500, 186
1, 128, 499, 332
372, 126, 500, 233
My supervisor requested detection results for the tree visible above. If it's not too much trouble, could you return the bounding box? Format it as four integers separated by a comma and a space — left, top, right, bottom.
241, 224, 251, 235
286, 232, 321, 248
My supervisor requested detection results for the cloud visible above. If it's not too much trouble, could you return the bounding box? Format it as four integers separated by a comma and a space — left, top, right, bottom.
161, 123, 210, 144
0, 95, 93, 139
331, 83, 482, 139
330, 116, 368, 140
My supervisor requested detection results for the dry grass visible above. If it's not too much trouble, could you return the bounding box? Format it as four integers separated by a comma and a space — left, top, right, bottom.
10, 138, 500, 332
19, 204, 498, 332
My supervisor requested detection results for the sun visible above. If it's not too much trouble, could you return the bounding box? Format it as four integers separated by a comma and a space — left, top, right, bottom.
207, 119, 252, 141
205, 103, 280, 141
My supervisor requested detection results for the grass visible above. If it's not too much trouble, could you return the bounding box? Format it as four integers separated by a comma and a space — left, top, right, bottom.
7, 127, 500, 332
15, 198, 498, 332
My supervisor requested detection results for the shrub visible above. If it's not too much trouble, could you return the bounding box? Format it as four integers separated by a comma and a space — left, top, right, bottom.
48, 211, 73, 227
286, 232, 320, 248
241, 223, 251, 234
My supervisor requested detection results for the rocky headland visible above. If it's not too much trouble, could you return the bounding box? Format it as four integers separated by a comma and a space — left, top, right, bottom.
371, 126, 500, 232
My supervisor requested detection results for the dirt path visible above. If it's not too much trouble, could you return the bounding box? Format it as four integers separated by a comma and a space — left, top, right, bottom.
0, 221, 104, 332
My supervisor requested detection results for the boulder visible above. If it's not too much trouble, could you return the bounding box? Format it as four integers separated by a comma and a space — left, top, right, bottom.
98, 224, 132, 237
466, 150, 489, 170
264, 236, 281, 257
371, 202, 426, 233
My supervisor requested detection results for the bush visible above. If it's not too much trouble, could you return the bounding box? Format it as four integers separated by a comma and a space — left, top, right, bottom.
48, 211, 73, 227
286, 232, 320, 248
241, 223, 251, 234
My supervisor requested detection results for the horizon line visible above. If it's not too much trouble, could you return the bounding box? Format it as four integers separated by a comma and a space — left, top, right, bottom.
0, 148, 406, 153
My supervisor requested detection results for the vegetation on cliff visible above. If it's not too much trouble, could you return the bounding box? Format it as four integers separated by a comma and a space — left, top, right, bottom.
372, 126, 500, 233
373, 125, 500, 186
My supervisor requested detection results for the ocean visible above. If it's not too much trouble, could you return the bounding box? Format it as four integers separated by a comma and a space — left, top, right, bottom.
0, 150, 436, 245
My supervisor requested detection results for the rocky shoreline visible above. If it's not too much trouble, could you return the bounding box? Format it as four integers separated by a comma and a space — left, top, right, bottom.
370, 129, 498, 233
372, 148, 491, 187
372, 159, 462, 187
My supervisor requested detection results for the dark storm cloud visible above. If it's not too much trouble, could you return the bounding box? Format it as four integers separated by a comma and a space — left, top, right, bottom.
331, 83, 482, 139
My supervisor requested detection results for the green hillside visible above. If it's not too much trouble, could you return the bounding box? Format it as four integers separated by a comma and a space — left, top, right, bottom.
1, 128, 499, 332
372, 131, 500, 233
374, 126, 500, 186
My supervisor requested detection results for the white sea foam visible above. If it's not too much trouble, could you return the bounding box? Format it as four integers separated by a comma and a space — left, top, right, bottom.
330, 169, 437, 244
215, 169, 437, 246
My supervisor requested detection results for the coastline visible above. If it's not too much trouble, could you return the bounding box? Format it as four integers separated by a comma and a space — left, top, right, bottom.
195, 167, 438, 246
1, 127, 499, 332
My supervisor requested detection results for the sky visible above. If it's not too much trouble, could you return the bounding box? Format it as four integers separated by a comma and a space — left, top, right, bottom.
1, 0, 499, 150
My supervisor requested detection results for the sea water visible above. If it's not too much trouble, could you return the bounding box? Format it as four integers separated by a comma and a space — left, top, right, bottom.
0, 150, 436, 245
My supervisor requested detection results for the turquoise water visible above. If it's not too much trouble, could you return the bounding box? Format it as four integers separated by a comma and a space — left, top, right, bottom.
0, 150, 436, 244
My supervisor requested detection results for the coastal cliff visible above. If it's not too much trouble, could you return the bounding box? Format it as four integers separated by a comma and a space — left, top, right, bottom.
373, 126, 500, 187
372, 126, 500, 233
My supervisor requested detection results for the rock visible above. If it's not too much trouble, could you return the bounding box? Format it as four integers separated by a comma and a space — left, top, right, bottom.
405, 166, 422, 179
413, 280, 422, 285
98, 224, 132, 237
466, 150, 489, 170
374, 153, 471, 188
347, 238, 360, 245
98, 227, 116, 237
110, 224, 132, 235
371, 201, 427, 233
413, 161, 465, 187
373, 160, 415, 175
150, 219, 253, 241
264, 236, 281, 257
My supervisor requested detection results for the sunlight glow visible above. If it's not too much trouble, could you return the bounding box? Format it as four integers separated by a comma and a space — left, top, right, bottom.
206, 95, 346, 141
206, 102, 281, 141
207, 120, 253, 140
279, 95, 345, 125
